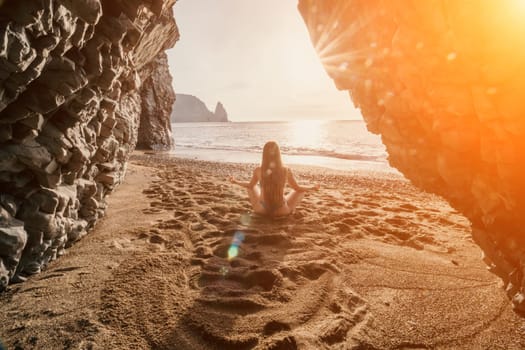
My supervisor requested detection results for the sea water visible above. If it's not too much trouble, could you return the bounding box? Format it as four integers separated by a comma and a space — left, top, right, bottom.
170, 120, 396, 173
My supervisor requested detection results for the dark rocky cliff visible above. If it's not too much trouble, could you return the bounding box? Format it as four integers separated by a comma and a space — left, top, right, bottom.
299, 0, 525, 313
0, 0, 179, 289
137, 51, 175, 150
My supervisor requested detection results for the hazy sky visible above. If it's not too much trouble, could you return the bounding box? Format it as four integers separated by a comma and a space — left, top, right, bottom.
166, 0, 363, 122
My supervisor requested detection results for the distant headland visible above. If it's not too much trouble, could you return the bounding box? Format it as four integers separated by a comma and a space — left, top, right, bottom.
171, 94, 229, 122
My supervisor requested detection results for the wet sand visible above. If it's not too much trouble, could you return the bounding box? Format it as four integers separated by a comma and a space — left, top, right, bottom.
1, 152, 524, 349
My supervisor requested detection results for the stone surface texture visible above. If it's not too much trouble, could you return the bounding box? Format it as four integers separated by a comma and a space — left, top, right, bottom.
136, 51, 175, 150
299, 0, 525, 313
0, 0, 179, 288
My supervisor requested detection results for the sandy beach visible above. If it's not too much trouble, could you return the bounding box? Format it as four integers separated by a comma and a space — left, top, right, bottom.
1, 152, 524, 349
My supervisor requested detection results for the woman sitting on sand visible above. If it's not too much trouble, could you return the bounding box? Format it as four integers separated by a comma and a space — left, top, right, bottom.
229, 141, 320, 217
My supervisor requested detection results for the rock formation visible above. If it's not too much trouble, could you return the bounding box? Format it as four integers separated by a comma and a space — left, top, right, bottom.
0, 0, 179, 289
213, 101, 228, 122
136, 51, 175, 150
171, 94, 229, 122
299, 0, 525, 313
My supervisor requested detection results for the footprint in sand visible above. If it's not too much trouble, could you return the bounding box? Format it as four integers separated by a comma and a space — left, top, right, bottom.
101, 214, 371, 349
99, 161, 381, 348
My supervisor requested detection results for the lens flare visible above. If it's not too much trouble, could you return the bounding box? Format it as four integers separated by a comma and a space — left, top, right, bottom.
240, 213, 251, 226
220, 266, 229, 276
227, 231, 245, 260
227, 246, 239, 260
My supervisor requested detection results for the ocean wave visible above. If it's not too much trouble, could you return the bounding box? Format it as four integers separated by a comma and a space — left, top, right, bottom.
285, 149, 384, 162
173, 144, 387, 163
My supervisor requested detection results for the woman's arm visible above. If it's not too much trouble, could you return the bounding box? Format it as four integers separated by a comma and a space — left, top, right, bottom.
287, 168, 320, 192
229, 168, 260, 188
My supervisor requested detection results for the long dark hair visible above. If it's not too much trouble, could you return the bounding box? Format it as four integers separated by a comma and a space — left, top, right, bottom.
260, 141, 287, 213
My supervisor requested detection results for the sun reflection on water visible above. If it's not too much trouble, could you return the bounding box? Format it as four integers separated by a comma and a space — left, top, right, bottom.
289, 119, 326, 150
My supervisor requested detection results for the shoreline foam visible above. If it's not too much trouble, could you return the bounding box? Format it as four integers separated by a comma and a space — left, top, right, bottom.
170, 147, 399, 174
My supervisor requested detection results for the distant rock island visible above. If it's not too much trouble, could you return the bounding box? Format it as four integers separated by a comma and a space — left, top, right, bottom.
171, 94, 229, 122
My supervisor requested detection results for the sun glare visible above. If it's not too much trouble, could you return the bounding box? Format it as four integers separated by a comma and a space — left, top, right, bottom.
290, 120, 325, 148
511, 0, 525, 11
507, 0, 525, 32
302, 0, 525, 84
